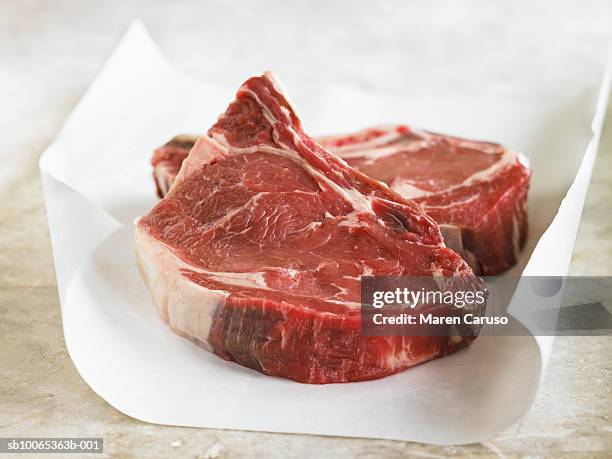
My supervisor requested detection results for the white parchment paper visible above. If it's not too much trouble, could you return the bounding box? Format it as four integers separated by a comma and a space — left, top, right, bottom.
39, 22, 611, 444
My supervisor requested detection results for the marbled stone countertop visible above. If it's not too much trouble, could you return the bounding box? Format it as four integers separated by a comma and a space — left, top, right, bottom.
1, 1, 610, 457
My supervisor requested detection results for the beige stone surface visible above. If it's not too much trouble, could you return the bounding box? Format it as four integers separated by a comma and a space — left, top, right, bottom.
1, 1, 611, 457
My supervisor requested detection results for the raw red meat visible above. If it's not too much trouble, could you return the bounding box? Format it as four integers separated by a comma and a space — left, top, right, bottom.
152, 125, 530, 275
318, 126, 531, 275
151, 135, 197, 198
136, 72, 485, 384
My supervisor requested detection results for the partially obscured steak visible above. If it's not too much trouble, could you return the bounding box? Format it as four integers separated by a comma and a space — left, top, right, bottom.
151, 135, 196, 198
137, 72, 485, 384
319, 126, 531, 275
152, 125, 530, 274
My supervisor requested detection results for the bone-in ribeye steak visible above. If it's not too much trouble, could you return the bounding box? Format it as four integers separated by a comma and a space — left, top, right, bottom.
152, 127, 530, 275
319, 126, 531, 275
137, 72, 485, 383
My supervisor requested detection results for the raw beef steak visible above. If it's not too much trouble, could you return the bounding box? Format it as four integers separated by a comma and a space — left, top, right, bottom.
151, 125, 530, 275
136, 72, 485, 384
318, 126, 531, 275
151, 135, 197, 198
